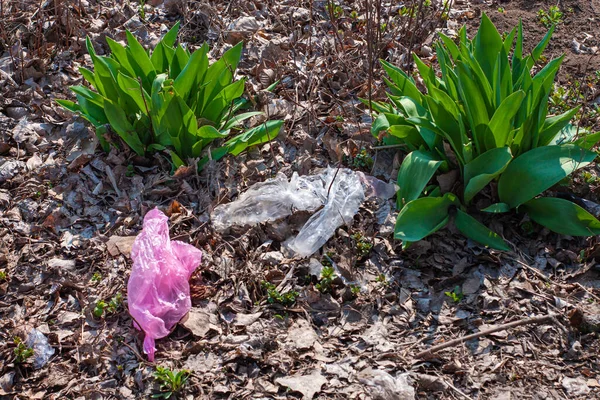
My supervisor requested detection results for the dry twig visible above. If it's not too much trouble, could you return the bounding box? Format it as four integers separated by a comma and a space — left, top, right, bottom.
415, 313, 559, 358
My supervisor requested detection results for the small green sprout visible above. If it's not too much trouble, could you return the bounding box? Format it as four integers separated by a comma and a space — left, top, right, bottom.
126, 164, 135, 177
326, 1, 343, 19
14, 337, 34, 364
520, 221, 535, 235
93, 292, 123, 318
139, 0, 146, 20
261, 281, 299, 306
351, 232, 373, 259
316, 266, 336, 293
152, 366, 189, 399
93, 300, 107, 318
445, 286, 463, 303
350, 10, 359, 20
90, 272, 102, 283
108, 292, 123, 313
497, 7, 505, 13
346, 148, 373, 170
0, 269, 7, 282
375, 274, 388, 285
399, 6, 417, 18
350, 285, 361, 296
538, 6, 564, 27
583, 171, 597, 184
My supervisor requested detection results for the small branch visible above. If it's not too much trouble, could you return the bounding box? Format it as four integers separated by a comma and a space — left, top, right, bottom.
512, 258, 570, 289
415, 313, 558, 359
326, 163, 341, 199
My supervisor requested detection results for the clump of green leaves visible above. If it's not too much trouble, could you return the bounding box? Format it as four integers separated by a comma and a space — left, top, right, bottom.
0, 269, 7, 282
370, 14, 600, 250
316, 266, 336, 293
261, 281, 299, 306
153, 366, 189, 399
138, 0, 146, 20
347, 148, 374, 170
13, 337, 34, 364
93, 301, 107, 318
445, 286, 463, 303
538, 6, 563, 27
399, 6, 417, 18
93, 292, 123, 318
375, 274, 389, 285
327, 1, 343, 19
351, 232, 373, 258
90, 272, 102, 283
57, 22, 283, 170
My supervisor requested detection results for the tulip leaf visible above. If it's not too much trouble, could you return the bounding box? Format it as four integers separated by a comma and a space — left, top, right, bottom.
454, 209, 510, 251
498, 144, 595, 208
523, 197, 600, 236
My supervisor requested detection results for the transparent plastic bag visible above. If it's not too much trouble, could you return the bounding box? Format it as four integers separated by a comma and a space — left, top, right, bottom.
26, 328, 54, 369
212, 168, 366, 257
284, 168, 364, 257
211, 172, 326, 231
127, 208, 202, 361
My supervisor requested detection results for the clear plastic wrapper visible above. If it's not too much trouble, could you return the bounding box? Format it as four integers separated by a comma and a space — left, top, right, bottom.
212, 168, 368, 257
26, 328, 54, 369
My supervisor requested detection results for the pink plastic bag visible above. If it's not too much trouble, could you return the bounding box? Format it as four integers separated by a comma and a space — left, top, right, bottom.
127, 208, 202, 361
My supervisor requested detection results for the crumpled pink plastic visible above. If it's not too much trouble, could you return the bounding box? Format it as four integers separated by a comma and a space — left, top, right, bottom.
127, 208, 202, 361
